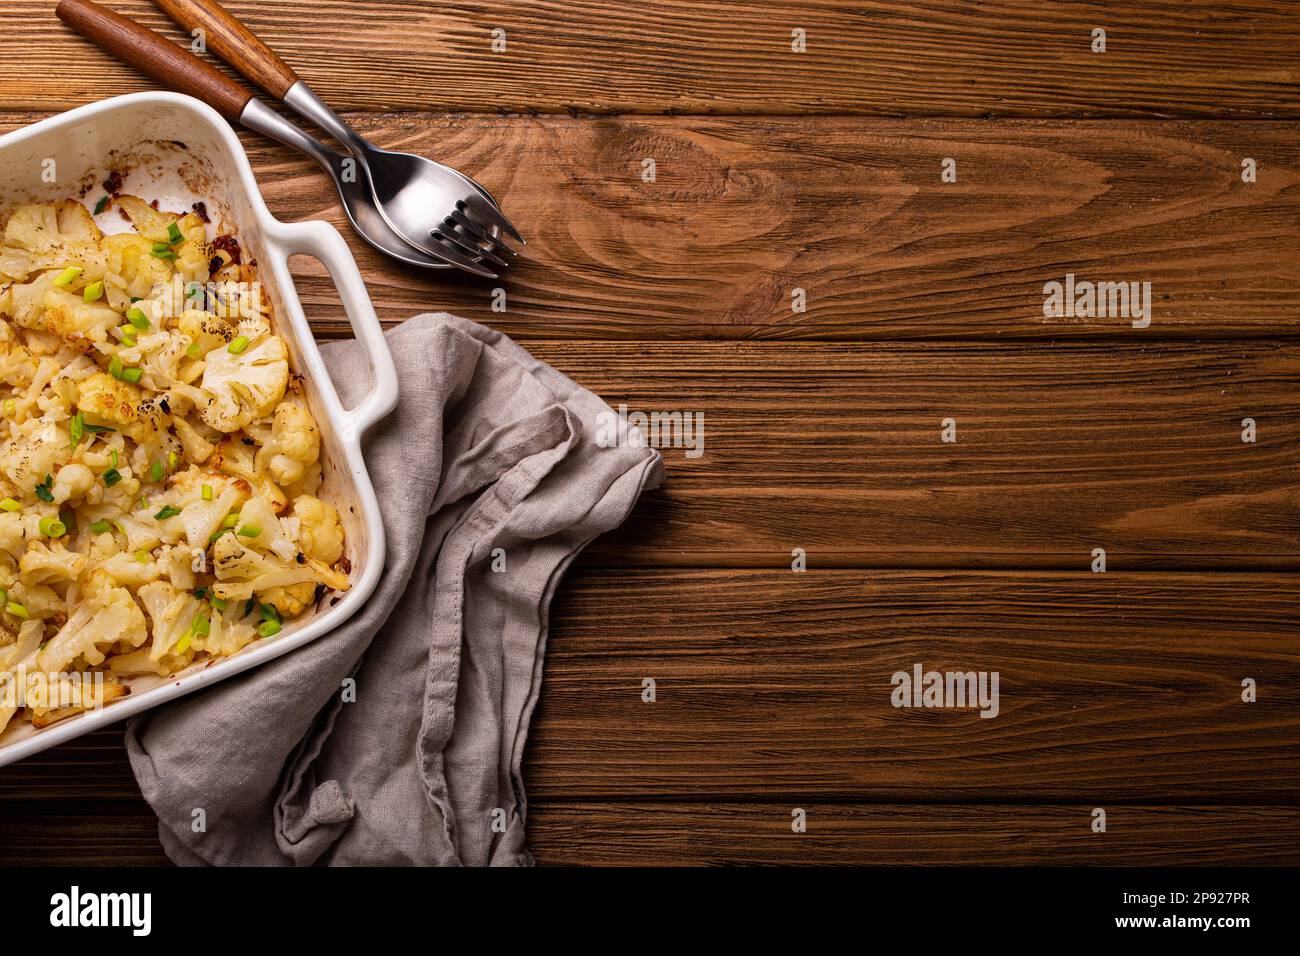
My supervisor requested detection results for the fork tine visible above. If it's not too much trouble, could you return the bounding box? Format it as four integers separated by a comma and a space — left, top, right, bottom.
449, 209, 516, 256
421, 233, 499, 279
461, 193, 526, 245
436, 225, 510, 269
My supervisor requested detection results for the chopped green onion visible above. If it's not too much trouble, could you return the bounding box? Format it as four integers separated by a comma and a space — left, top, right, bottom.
110, 450, 119, 468
121, 367, 143, 384
38, 516, 66, 538
186, 342, 202, 359
257, 620, 281, 638
258, 603, 280, 624
208, 527, 229, 543
0, 589, 6, 606
150, 461, 164, 483
201, 483, 214, 501
167, 451, 179, 471
5, 601, 29, 619
89, 519, 111, 533
190, 612, 210, 637
154, 505, 181, 521
175, 632, 192, 655
84, 423, 114, 434
227, 335, 250, 355
108, 355, 124, 379
167, 222, 184, 245
69, 412, 84, 446
126, 307, 150, 330
34, 475, 54, 503
52, 266, 82, 287
93, 195, 110, 214
117, 325, 137, 346
210, 596, 228, 611
150, 247, 177, 261
82, 280, 104, 303
102, 468, 122, 487
222, 513, 240, 529
0, 498, 19, 512
134, 550, 148, 563
237, 524, 261, 538
243, 598, 256, 617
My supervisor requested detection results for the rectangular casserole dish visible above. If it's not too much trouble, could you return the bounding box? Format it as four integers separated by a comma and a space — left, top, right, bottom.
0, 91, 398, 767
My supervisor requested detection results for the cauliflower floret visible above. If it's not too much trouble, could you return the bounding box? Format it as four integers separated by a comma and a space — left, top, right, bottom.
50, 462, 95, 504
172, 415, 216, 464
173, 214, 214, 286
0, 420, 72, 493
259, 581, 316, 618
210, 533, 348, 603
98, 551, 162, 588
193, 598, 258, 657
102, 233, 173, 311
9, 581, 61, 621
198, 332, 288, 432
211, 436, 287, 512
28, 286, 120, 349
235, 494, 297, 561
254, 399, 321, 488
134, 329, 193, 388
0, 201, 104, 282
18, 540, 86, 585
137, 580, 204, 662
177, 309, 235, 356
178, 480, 244, 551
293, 495, 344, 566
76, 371, 143, 436
35, 569, 147, 673
155, 544, 198, 591
0, 513, 26, 561
114, 195, 178, 243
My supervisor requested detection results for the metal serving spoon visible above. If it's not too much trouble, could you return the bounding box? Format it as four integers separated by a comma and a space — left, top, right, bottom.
56, 0, 500, 277
153, 0, 524, 274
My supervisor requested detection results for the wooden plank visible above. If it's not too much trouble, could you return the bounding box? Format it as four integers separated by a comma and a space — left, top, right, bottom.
527, 803, 1300, 865
2, 803, 1296, 866
6, 113, 1296, 341
547, 341, 1298, 568
523, 570, 1300, 800
3, 1, 1299, 117
0, 805, 170, 866
6, 571, 1298, 802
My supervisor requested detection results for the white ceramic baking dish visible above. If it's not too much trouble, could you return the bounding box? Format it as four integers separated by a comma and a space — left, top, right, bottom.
0, 92, 398, 767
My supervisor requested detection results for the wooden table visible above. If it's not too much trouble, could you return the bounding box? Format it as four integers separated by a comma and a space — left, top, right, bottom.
1, 0, 1297, 866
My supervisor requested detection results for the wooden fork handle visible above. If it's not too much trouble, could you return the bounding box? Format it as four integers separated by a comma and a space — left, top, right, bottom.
56, 0, 253, 121
155, 0, 300, 99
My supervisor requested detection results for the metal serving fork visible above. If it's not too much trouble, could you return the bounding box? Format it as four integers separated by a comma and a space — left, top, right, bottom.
153, 0, 524, 276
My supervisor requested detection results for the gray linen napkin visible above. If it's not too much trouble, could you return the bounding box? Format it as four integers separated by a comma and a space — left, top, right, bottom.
124, 313, 662, 865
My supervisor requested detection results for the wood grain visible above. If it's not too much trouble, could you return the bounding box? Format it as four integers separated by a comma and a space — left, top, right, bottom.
3, 112, 1296, 341
4, 1, 1299, 117
527, 803, 1300, 865
526, 570, 1300, 800
6, 571, 1297, 803
540, 341, 1298, 568
3, 803, 1296, 866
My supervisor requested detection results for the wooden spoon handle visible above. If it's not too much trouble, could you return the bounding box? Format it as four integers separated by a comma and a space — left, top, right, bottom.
155, 0, 299, 99
56, 0, 253, 121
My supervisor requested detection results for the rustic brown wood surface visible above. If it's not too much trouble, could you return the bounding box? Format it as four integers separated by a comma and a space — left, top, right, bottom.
1, 0, 1297, 866
3, 1, 1299, 116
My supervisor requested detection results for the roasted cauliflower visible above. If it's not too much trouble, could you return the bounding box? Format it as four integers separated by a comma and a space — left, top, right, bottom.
0, 196, 350, 736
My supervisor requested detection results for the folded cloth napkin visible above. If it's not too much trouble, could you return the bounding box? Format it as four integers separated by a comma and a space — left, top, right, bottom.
124, 313, 662, 865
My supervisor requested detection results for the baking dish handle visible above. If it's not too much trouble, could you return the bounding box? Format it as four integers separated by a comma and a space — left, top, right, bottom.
264, 219, 398, 440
